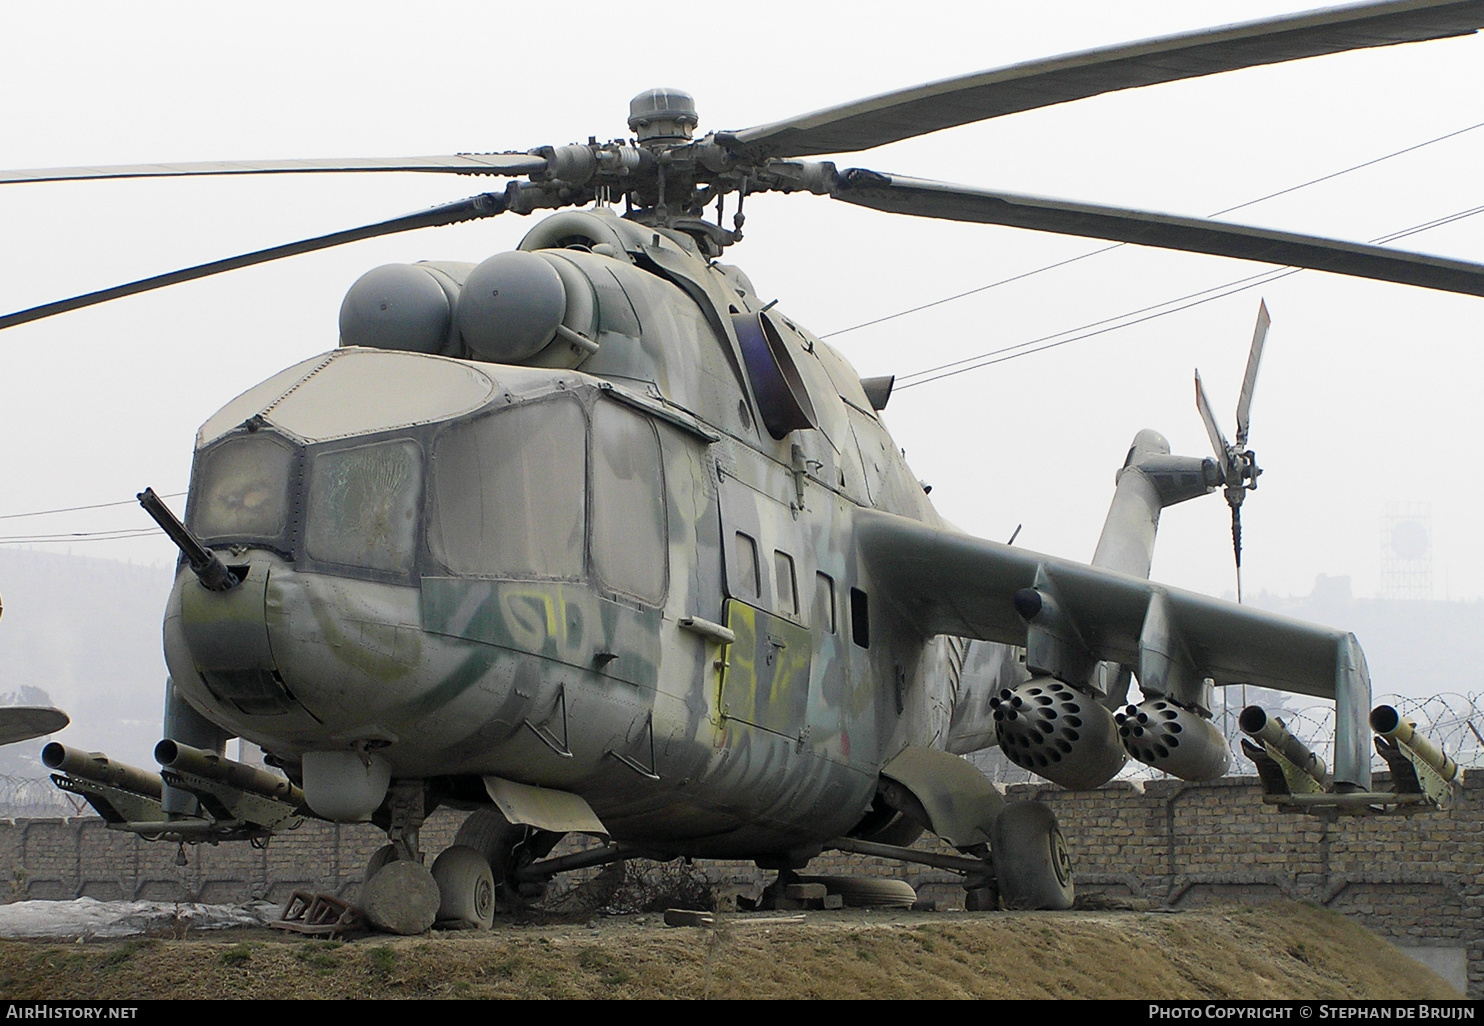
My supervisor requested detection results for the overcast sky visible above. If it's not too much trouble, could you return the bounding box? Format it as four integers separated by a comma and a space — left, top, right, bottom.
1, 0, 1481, 611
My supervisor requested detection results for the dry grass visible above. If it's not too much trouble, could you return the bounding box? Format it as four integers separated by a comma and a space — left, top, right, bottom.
0, 901, 1460, 1000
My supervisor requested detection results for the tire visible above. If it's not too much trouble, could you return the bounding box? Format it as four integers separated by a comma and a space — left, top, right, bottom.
990, 801, 1074, 910
454, 809, 522, 874
454, 808, 563, 910
431, 844, 495, 929
798, 875, 917, 909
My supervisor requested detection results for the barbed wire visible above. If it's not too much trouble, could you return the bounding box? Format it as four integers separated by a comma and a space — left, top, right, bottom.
1131, 689, 1484, 784
0, 774, 88, 818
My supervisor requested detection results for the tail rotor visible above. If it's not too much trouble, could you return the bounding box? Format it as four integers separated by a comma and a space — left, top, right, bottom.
1194, 300, 1270, 603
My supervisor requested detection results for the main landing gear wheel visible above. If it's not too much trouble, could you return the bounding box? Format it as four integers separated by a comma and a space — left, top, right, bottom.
455, 807, 564, 911
990, 800, 1074, 910
431, 844, 495, 929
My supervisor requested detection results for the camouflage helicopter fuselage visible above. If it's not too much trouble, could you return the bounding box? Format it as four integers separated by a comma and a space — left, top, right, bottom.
163, 208, 1023, 859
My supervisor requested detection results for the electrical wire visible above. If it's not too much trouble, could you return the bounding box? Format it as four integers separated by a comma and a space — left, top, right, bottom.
895, 202, 1484, 390
897, 267, 1295, 389
0, 528, 163, 545
822, 118, 1484, 342
0, 491, 184, 521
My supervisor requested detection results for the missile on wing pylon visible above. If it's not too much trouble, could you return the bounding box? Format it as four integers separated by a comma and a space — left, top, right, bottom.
42, 742, 163, 800
1370, 705, 1459, 806
1240, 703, 1461, 817
154, 739, 306, 808
1239, 705, 1327, 794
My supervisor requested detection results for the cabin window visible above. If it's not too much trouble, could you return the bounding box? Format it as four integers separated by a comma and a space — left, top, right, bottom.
590, 400, 668, 605
814, 572, 836, 634
774, 551, 798, 615
191, 432, 295, 543
850, 587, 870, 649
306, 439, 423, 573
428, 398, 586, 579
734, 532, 760, 598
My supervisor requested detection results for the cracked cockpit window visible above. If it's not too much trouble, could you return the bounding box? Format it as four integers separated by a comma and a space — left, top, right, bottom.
306, 439, 422, 573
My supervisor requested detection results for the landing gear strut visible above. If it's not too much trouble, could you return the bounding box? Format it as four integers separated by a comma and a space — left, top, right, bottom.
825, 799, 1074, 911
358, 782, 440, 935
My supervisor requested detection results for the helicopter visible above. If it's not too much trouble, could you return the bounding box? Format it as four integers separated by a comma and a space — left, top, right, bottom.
5, 0, 1482, 931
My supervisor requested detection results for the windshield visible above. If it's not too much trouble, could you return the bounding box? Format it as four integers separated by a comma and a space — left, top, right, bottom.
190, 432, 295, 544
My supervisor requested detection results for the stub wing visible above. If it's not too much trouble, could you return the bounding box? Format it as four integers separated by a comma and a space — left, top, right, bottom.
856, 508, 1372, 787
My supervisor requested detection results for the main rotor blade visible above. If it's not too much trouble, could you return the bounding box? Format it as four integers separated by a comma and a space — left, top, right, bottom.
831, 170, 1484, 298
0, 192, 508, 331
727, 0, 1484, 159
0, 153, 547, 186
0, 706, 69, 746
1235, 300, 1271, 449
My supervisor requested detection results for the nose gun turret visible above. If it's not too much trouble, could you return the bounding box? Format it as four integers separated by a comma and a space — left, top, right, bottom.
137, 487, 239, 591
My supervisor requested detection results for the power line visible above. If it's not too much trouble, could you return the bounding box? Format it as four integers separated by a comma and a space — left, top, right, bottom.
1206, 119, 1484, 218
0, 528, 163, 545
0, 491, 184, 522
898, 267, 1294, 389
822, 118, 1484, 342
819, 244, 1122, 339
896, 202, 1484, 390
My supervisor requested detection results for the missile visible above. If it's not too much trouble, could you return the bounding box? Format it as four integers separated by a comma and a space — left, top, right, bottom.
154, 739, 305, 808
42, 743, 163, 801
1239, 705, 1327, 788
1370, 705, 1458, 783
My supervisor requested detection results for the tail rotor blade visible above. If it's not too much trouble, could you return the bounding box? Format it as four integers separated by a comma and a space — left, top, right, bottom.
1234, 299, 1271, 449
1195, 370, 1236, 480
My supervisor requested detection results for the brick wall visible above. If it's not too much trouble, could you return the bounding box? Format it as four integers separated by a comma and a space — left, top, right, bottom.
4, 771, 1480, 993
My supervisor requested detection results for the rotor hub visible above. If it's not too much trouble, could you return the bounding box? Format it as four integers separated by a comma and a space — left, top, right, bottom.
628, 88, 699, 144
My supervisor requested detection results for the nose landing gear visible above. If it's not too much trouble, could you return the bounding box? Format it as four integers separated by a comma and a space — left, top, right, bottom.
358, 797, 567, 935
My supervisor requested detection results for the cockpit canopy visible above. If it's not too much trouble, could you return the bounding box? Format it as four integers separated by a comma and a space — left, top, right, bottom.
187, 348, 669, 604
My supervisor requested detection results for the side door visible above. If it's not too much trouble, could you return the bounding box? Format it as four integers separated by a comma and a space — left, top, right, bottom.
714, 445, 812, 745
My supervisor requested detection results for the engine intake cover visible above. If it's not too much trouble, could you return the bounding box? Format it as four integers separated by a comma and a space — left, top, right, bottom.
456, 250, 567, 363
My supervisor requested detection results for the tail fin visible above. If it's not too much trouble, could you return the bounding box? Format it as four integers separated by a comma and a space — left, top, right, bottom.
1092, 429, 1219, 579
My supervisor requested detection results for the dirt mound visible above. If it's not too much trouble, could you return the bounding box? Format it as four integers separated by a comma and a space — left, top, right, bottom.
0, 901, 1461, 1000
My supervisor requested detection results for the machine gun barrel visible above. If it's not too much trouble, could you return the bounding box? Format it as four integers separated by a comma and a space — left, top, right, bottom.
1239, 705, 1327, 786
154, 739, 305, 807
137, 487, 238, 591
41, 743, 163, 801
1371, 705, 1458, 783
